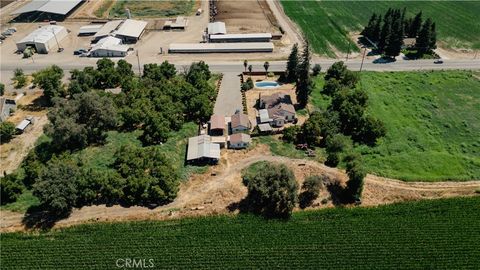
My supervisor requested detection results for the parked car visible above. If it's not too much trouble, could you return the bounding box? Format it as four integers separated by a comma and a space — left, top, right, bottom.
73, 48, 87, 55
2, 30, 12, 36
0, 34, 6, 40
434, 59, 444, 64
7, 27, 17, 32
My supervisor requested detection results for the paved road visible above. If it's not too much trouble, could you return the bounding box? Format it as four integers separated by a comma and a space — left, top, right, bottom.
213, 72, 242, 116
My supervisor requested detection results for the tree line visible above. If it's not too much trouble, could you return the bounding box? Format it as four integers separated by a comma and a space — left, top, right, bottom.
361, 8, 437, 58
1, 59, 217, 217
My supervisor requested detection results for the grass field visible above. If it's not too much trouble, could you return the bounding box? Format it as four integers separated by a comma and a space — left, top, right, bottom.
311, 70, 480, 181
1, 197, 479, 269
281, 1, 480, 57
109, 0, 195, 18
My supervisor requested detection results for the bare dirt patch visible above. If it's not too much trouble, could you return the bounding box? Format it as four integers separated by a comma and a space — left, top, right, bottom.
215, 0, 278, 33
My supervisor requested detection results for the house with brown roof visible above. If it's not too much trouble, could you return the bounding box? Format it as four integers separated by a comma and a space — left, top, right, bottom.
228, 133, 251, 149
209, 114, 226, 136
259, 93, 291, 109
268, 103, 296, 127
231, 111, 251, 133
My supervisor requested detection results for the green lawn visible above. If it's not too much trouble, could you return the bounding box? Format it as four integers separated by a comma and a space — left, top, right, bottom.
109, 0, 195, 18
311, 70, 480, 181
1, 197, 479, 269
281, 1, 480, 57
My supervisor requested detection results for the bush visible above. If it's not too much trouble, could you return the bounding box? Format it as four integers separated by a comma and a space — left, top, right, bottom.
242, 77, 254, 91
0, 122, 16, 144
0, 173, 23, 205
312, 64, 322, 76
344, 153, 366, 202
242, 161, 298, 218
299, 175, 325, 208
0, 83, 5, 96
282, 125, 300, 143
267, 72, 275, 77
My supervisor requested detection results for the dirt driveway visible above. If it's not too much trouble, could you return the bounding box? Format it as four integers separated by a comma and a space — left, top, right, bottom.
1, 143, 478, 232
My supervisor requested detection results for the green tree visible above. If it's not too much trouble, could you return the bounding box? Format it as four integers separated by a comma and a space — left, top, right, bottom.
299, 175, 325, 208
344, 153, 366, 202
143, 61, 176, 81
416, 18, 433, 56
76, 169, 125, 206
0, 173, 23, 205
296, 41, 313, 108
301, 111, 323, 146
361, 13, 377, 42
263, 61, 270, 76
282, 125, 300, 143
248, 65, 253, 77
114, 145, 179, 205
384, 11, 403, 59
409, 11, 423, 38
312, 64, 321, 76
325, 134, 351, 167
0, 83, 5, 96
0, 122, 16, 144
242, 161, 298, 218
243, 60, 248, 72
32, 65, 64, 104
285, 43, 299, 82
95, 58, 120, 89
429, 22, 437, 51
13, 68, 27, 89
116, 59, 134, 78
186, 61, 211, 85
140, 113, 171, 145
32, 155, 80, 214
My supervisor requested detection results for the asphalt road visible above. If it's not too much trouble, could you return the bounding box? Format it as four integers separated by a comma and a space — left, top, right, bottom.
1, 59, 479, 75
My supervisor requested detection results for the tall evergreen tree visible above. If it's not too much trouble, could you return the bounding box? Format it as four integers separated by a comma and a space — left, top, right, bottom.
361, 13, 377, 42
378, 13, 392, 52
372, 15, 382, 44
409, 11, 423, 37
416, 18, 433, 55
429, 22, 437, 51
296, 41, 313, 108
384, 10, 403, 58
285, 43, 299, 82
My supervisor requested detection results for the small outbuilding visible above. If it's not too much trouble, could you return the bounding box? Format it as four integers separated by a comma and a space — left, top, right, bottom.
208, 22, 226, 35
92, 20, 123, 42
186, 135, 221, 164
228, 133, 251, 149
16, 25, 68, 53
209, 114, 226, 136
78, 24, 104, 36
231, 111, 250, 133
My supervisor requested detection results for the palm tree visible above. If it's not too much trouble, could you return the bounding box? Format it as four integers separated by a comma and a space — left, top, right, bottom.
243, 60, 248, 73
263, 61, 270, 77
248, 64, 253, 78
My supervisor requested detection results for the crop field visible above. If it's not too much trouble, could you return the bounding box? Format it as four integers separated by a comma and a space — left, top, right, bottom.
109, 0, 195, 18
311, 70, 480, 181
1, 197, 479, 269
281, 1, 480, 57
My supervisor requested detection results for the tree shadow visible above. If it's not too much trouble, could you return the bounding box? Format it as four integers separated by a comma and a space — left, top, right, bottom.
298, 191, 316, 209
326, 182, 358, 206
227, 196, 291, 220
20, 95, 49, 112
22, 205, 71, 230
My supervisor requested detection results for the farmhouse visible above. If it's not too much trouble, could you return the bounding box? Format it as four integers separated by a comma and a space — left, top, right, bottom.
231, 112, 250, 133
114, 19, 148, 43
228, 133, 251, 149
16, 25, 68, 53
90, 36, 130, 57
209, 33, 272, 43
169, 43, 274, 53
259, 93, 291, 109
268, 103, 296, 127
209, 114, 226, 136
186, 135, 221, 164
208, 22, 227, 35
10, 0, 84, 22
0, 98, 16, 122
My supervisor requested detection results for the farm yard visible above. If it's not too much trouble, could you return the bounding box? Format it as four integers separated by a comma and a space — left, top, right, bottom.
109, 0, 196, 18
1, 197, 479, 269
215, 0, 279, 33
281, 0, 480, 57
310, 70, 480, 181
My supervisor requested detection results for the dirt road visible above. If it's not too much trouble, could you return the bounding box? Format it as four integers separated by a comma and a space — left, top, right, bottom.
1, 145, 478, 232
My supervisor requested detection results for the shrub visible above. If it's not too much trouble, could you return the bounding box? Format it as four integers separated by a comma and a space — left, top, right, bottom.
267, 72, 275, 77
312, 64, 322, 76
0, 122, 16, 144
242, 161, 298, 218
282, 125, 300, 143
0, 173, 23, 205
299, 175, 325, 208
0, 83, 4, 96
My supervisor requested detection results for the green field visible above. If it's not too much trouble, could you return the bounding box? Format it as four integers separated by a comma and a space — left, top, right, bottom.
311, 70, 480, 181
1, 197, 479, 269
281, 1, 480, 57
110, 0, 195, 18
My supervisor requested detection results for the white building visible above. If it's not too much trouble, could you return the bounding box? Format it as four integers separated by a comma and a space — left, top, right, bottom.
90, 36, 130, 57
92, 20, 123, 42
16, 25, 68, 53
208, 22, 226, 35
114, 19, 148, 43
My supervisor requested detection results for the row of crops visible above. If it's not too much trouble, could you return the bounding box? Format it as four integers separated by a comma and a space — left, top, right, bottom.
1, 197, 479, 269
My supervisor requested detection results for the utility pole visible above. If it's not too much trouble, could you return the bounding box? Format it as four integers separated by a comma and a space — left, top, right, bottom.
359, 47, 367, 72
136, 50, 141, 75
51, 29, 61, 51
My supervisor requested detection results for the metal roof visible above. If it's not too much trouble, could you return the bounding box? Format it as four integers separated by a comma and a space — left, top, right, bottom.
208, 22, 226, 35
229, 133, 251, 144
187, 135, 221, 161
18, 25, 66, 44
91, 36, 129, 53
16, 119, 31, 131
169, 42, 274, 53
78, 24, 103, 35
94, 20, 123, 39
11, 0, 83, 15
115, 19, 147, 38
258, 123, 273, 132
209, 33, 272, 40
259, 109, 272, 123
